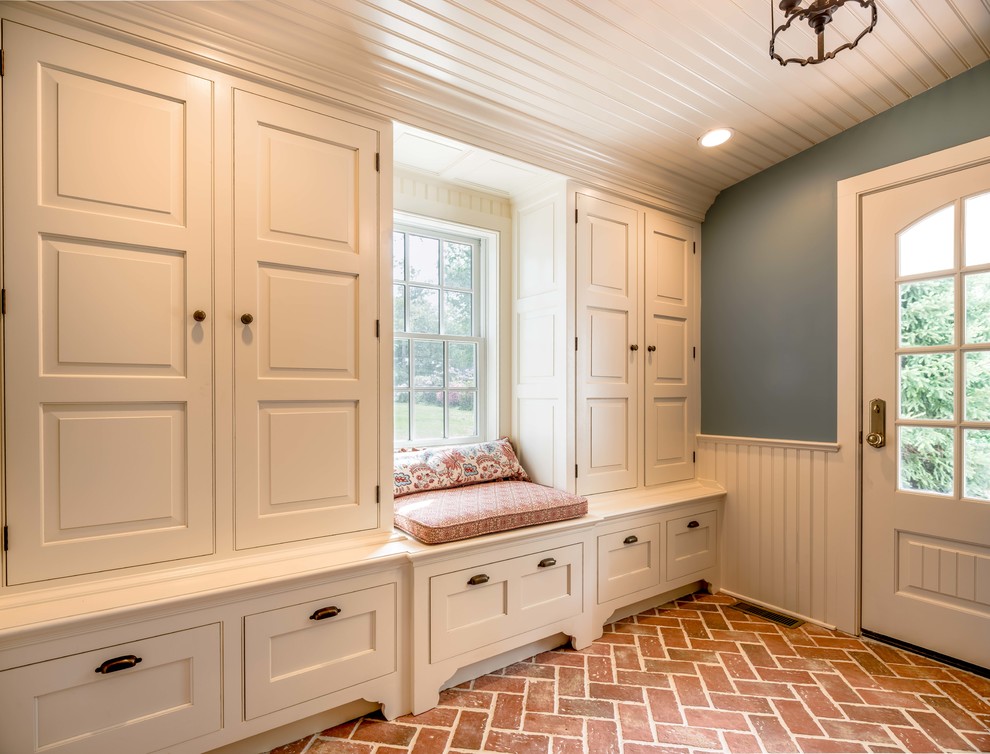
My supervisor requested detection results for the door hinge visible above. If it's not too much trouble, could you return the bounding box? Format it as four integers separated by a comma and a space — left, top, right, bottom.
375, 152, 380, 172
859, 430, 863, 444
1, 289, 5, 315
375, 319, 380, 338
2, 526, 8, 552
692, 451, 696, 463
575, 464, 579, 479
692, 346, 697, 359
1, 49, 5, 78
375, 485, 380, 504
575, 208, 579, 224
692, 241, 697, 255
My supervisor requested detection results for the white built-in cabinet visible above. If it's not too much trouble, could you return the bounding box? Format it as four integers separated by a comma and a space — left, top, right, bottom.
2, 22, 384, 583
513, 185, 699, 496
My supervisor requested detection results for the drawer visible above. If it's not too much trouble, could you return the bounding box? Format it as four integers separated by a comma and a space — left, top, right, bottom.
0, 623, 221, 754
597, 523, 661, 604
430, 543, 582, 663
244, 582, 396, 720
665, 509, 718, 581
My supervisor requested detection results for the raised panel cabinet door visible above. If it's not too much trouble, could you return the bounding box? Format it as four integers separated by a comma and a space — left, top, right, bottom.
575, 193, 640, 494
644, 211, 698, 486
233, 90, 380, 548
2, 22, 214, 583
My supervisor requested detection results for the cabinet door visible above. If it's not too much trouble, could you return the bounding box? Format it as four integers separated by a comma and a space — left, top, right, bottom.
2, 22, 214, 583
233, 90, 380, 548
644, 211, 697, 485
575, 194, 640, 495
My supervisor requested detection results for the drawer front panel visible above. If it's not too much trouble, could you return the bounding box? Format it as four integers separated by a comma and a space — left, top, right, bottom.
597, 524, 661, 603
665, 510, 718, 581
244, 582, 396, 720
0, 624, 221, 754
431, 543, 583, 663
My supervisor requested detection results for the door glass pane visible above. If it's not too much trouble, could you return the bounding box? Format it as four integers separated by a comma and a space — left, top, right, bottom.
448, 342, 477, 388
899, 426, 954, 496
392, 232, 405, 280
900, 277, 954, 347
394, 338, 410, 388
443, 291, 473, 336
413, 340, 443, 387
448, 391, 477, 437
408, 235, 440, 284
407, 286, 440, 333
898, 205, 954, 276
900, 353, 954, 420
965, 351, 990, 422
413, 391, 444, 439
964, 429, 990, 501
443, 241, 473, 289
964, 192, 990, 266
394, 391, 410, 441
965, 272, 990, 344
393, 284, 405, 332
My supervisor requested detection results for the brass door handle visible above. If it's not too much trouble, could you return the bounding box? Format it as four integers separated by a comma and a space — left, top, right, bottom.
241, 313, 254, 325
647, 345, 656, 352
193, 310, 207, 322
630, 344, 639, 352
866, 398, 886, 448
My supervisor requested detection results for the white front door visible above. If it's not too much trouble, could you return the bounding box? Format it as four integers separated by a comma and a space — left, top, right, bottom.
861, 156, 990, 669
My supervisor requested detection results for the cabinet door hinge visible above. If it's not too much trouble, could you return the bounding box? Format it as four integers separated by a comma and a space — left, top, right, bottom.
692, 241, 697, 255
375, 152, 380, 172
692, 451, 696, 463
575, 208, 579, 224
1, 289, 6, 315
1, 49, 5, 78
575, 464, 579, 479
859, 430, 863, 444
375, 319, 380, 338
375, 485, 380, 504
693, 346, 697, 359
2, 526, 8, 552
575, 337, 578, 351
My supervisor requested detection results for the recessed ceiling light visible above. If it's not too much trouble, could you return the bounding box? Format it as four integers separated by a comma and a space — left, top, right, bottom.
699, 128, 733, 148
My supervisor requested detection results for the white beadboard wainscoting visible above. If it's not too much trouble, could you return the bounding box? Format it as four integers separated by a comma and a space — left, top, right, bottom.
696, 434, 857, 634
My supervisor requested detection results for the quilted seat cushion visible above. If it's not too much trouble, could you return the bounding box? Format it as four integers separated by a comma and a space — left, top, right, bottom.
393, 480, 588, 545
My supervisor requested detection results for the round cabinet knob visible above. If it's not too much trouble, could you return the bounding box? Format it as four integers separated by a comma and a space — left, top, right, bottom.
240, 313, 254, 325
193, 310, 207, 322
630, 344, 639, 352
647, 345, 656, 352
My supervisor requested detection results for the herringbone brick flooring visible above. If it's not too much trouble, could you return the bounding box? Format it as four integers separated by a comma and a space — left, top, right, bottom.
270, 593, 990, 753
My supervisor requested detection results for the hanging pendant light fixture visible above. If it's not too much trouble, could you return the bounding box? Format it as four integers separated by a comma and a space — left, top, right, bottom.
770, 0, 878, 66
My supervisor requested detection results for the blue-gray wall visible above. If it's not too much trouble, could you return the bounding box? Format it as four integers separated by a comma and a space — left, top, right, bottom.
701, 60, 990, 442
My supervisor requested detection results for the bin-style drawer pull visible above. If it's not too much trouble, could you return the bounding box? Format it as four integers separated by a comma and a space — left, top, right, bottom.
95, 654, 142, 674
538, 557, 557, 568
623, 535, 639, 544
309, 606, 341, 621
687, 520, 700, 529
467, 574, 490, 586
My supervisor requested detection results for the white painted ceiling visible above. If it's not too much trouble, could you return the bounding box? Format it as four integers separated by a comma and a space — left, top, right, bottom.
48, 0, 990, 217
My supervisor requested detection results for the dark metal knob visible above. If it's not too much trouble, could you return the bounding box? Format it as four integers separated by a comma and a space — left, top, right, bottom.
95, 655, 142, 674
309, 606, 341, 621
241, 313, 254, 325
193, 310, 207, 322
647, 345, 656, 352
687, 520, 700, 529
630, 344, 639, 351
623, 535, 638, 544
538, 558, 556, 568
467, 574, 490, 586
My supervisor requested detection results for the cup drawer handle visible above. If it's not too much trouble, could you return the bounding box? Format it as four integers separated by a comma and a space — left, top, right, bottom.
310, 606, 341, 621
538, 557, 557, 568
623, 535, 639, 545
95, 655, 142, 674
468, 574, 490, 586
687, 520, 700, 529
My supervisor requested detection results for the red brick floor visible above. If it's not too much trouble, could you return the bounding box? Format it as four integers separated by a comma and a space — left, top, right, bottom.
269, 592, 990, 753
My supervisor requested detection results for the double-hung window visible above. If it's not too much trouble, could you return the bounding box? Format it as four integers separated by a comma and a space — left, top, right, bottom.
393, 222, 485, 446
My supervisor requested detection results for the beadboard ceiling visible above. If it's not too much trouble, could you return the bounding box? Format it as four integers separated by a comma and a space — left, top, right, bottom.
41, 0, 990, 218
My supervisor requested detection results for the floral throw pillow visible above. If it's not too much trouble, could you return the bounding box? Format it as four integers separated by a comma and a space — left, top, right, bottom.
393, 438, 529, 498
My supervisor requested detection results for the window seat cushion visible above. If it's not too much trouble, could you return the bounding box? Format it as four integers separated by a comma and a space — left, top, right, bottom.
393, 480, 588, 545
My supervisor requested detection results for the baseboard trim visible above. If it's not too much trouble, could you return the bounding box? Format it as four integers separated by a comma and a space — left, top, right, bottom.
861, 629, 990, 679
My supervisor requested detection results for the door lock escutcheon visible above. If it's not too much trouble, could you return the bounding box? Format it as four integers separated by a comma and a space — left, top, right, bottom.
866, 398, 886, 448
